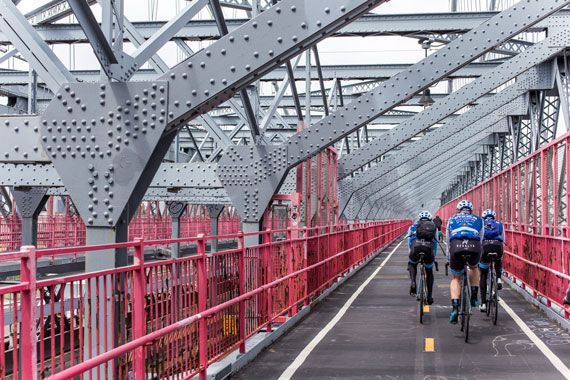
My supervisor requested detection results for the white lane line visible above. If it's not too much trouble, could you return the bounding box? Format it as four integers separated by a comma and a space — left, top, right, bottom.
499, 298, 570, 379
278, 239, 406, 380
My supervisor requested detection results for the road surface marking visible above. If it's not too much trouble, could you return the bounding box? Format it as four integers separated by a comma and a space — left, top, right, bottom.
278, 239, 405, 380
424, 338, 435, 352
500, 298, 570, 378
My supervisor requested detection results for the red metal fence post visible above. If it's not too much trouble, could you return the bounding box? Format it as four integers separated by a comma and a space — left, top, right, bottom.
237, 232, 246, 353
132, 237, 146, 379
263, 229, 273, 333
541, 150, 548, 235
20, 245, 38, 380
197, 234, 208, 380
287, 227, 296, 317
303, 227, 309, 306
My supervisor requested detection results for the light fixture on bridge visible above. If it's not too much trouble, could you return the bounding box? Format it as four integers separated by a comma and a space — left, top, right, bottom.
418, 39, 435, 108
419, 89, 435, 108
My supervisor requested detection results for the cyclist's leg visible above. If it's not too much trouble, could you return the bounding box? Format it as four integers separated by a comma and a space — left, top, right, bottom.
467, 243, 482, 307
448, 242, 464, 323
479, 249, 490, 310
424, 248, 435, 304
496, 245, 504, 289
408, 246, 419, 296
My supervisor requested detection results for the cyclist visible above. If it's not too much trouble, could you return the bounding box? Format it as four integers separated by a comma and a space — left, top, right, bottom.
479, 209, 505, 312
446, 200, 484, 324
433, 215, 444, 242
407, 211, 438, 305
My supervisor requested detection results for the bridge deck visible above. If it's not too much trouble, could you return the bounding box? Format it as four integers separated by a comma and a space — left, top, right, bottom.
233, 239, 570, 379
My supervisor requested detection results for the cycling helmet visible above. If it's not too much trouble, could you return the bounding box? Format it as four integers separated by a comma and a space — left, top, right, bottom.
482, 209, 496, 219
418, 211, 432, 221
456, 199, 473, 212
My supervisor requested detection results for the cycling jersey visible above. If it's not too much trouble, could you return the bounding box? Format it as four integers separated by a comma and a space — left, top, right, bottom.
446, 211, 484, 244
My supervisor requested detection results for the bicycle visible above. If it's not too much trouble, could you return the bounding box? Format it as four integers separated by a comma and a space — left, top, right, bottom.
445, 254, 473, 343
485, 252, 499, 325
417, 252, 428, 324
415, 243, 439, 324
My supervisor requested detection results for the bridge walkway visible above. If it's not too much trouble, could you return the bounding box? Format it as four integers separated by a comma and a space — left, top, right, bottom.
233, 238, 570, 380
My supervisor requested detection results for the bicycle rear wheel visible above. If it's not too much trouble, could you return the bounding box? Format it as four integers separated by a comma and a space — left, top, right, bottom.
486, 265, 492, 317
460, 279, 466, 332
419, 267, 426, 324
462, 276, 471, 343
490, 268, 498, 325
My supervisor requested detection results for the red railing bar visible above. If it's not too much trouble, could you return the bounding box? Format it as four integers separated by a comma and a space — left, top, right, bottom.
504, 250, 570, 281
45, 223, 409, 380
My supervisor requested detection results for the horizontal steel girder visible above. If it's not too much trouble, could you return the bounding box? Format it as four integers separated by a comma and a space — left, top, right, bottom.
217, 0, 570, 222
349, 133, 503, 219
351, 92, 532, 218
339, 61, 557, 214
367, 132, 509, 219
337, 28, 567, 178
0, 62, 500, 86
6, 11, 558, 44
34, 0, 392, 228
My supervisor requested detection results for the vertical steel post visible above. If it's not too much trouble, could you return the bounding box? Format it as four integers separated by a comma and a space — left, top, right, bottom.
237, 232, 246, 353
27, 69, 37, 114
20, 245, 37, 380
541, 150, 548, 235
197, 234, 208, 380
566, 138, 570, 238
132, 237, 146, 378
263, 229, 273, 332
303, 226, 309, 306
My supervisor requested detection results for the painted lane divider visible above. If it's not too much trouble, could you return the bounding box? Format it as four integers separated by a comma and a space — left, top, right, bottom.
278, 239, 406, 380
500, 298, 570, 379
424, 338, 435, 352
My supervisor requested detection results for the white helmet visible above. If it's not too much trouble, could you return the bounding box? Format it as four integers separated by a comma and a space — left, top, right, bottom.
482, 209, 496, 219
456, 200, 473, 212
418, 211, 432, 220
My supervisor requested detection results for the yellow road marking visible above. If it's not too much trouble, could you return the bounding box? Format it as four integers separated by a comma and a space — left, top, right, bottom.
423, 305, 430, 313
424, 338, 435, 352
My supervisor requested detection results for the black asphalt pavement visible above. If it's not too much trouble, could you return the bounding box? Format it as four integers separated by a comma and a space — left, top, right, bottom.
232, 238, 570, 380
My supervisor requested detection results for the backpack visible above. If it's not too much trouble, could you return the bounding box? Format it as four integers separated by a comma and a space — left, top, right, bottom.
484, 219, 501, 240
416, 220, 436, 240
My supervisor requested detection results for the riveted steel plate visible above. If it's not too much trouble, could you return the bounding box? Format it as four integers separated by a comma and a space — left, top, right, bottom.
41, 81, 169, 227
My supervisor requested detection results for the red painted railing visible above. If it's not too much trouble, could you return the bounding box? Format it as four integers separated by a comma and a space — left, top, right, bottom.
438, 131, 570, 318
0, 213, 240, 252
0, 219, 409, 380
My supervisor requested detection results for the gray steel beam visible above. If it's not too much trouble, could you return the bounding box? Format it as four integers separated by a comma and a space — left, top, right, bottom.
208, 0, 260, 139
128, 0, 209, 78
0, 0, 75, 92
218, 0, 570, 222
338, 30, 566, 178
25, 0, 97, 25
0, 63, 501, 86
360, 134, 501, 218
369, 133, 507, 218
37, 0, 391, 231
8, 11, 559, 44
340, 61, 557, 216
67, 0, 120, 79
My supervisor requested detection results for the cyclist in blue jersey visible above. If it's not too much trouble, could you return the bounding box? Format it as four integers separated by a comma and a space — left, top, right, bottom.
446, 200, 484, 324
479, 209, 505, 312
407, 211, 438, 304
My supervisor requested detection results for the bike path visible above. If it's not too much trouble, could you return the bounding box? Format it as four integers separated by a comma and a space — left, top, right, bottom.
232, 238, 570, 379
